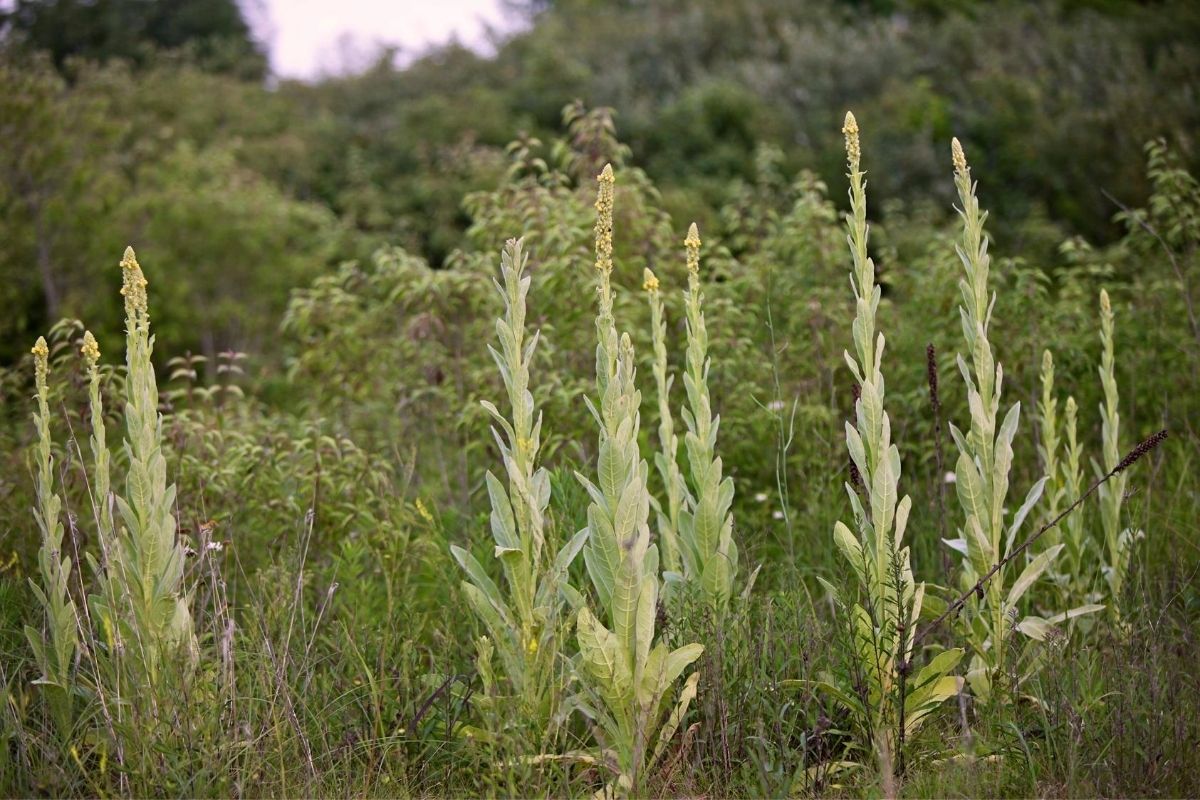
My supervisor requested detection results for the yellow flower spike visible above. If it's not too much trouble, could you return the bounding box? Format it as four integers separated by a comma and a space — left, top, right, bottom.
119, 245, 149, 322
594, 164, 615, 275
684, 222, 701, 274
32, 336, 49, 389
526, 636, 538, 656
642, 268, 660, 293
842, 111, 861, 171
952, 136, 969, 176
1100, 287, 1111, 315
81, 331, 101, 369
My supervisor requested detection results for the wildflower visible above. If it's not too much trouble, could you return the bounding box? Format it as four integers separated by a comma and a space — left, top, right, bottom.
415, 497, 434, 523
754, 492, 768, 503
944, 471, 957, 484
32, 336, 49, 389
526, 636, 538, 656
642, 267, 660, 293
842, 111, 861, 170
684, 223, 701, 274
926, 343, 940, 412
768, 399, 785, 412
951, 137, 968, 176
772, 510, 784, 520
81, 331, 101, 368
594, 164, 614, 275
1114, 429, 1168, 474
119, 246, 149, 322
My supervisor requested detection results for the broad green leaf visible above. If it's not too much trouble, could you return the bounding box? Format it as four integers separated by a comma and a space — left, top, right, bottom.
1006, 543, 1063, 608
648, 670, 700, 772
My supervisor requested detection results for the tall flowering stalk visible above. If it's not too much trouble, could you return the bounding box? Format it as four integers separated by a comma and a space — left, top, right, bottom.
81, 331, 114, 561
1096, 289, 1137, 620
25, 336, 78, 735
1037, 350, 1063, 551
675, 224, 739, 612
572, 165, 703, 796
451, 237, 586, 737
1047, 395, 1091, 609
98, 247, 195, 684
945, 141, 1098, 703
644, 267, 684, 576
813, 113, 962, 775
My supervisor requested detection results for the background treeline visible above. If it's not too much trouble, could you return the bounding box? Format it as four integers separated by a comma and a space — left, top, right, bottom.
2, 0, 1198, 364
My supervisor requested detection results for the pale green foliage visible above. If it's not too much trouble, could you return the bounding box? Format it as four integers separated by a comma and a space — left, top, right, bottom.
1039, 353, 1093, 609
25, 336, 79, 735
813, 114, 963, 772
1060, 396, 1087, 586
944, 141, 1100, 704
90, 247, 196, 687
644, 268, 684, 576
1096, 289, 1139, 620
673, 224, 740, 611
1037, 350, 1063, 548
573, 166, 703, 795
451, 237, 586, 737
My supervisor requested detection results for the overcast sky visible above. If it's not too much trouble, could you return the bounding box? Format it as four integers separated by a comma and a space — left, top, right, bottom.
254, 0, 514, 79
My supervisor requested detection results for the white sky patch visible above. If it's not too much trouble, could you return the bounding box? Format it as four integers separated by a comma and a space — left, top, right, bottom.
252, 0, 514, 79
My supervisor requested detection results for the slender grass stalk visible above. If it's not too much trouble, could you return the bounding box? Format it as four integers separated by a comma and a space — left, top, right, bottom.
451, 237, 586, 738
25, 336, 78, 736
644, 267, 684, 575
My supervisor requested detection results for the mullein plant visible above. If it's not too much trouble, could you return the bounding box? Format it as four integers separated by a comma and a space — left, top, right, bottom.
943, 141, 1100, 704
451, 237, 587, 741
643, 267, 684, 578
26, 336, 79, 737
1096, 289, 1140, 623
571, 164, 703, 797
673, 224, 742, 612
811, 113, 963, 777
90, 247, 196, 688
1060, 396, 1087, 589
1036, 351, 1064, 552
1037, 353, 1095, 612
